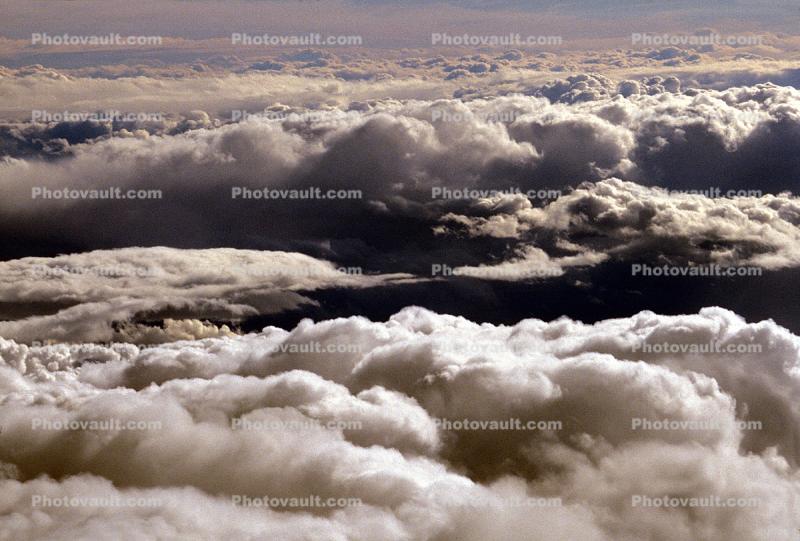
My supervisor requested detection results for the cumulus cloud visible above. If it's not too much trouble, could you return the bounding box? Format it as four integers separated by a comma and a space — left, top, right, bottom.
2, 84, 800, 268
1, 306, 799, 539
2, 14, 800, 541
438, 178, 800, 274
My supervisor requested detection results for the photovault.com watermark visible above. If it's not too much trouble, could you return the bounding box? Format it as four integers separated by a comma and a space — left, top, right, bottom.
432, 341, 508, 354
631, 32, 764, 47
631, 264, 763, 277
631, 340, 762, 354
430, 109, 524, 123
631, 418, 762, 431
231, 33, 363, 46
431, 187, 562, 200
431, 33, 562, 47
28, 264, 163, 279
31, 33, 163, 46
231, 110, 363, 123
28, 339, 163, 350
231, 187, 362, 200
631, 494, 760, 508
231, 495, 362, 508
231, 418, 363, 431
266, 341, 364, 354
32, 110, 164, 123
661, 187, 764, 198
31, 187, 162, 200
432, 263, 562, 279
32, 495, 162, 508
433, 418, 562, 431
31, 418, 162, 431
221, 264, 362, 278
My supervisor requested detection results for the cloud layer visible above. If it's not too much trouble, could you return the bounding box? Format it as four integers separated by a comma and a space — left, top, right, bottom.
2, 83, 799, 271
2, 27, 799, 541
0, 247, 407, 344
1, 306, 799, 539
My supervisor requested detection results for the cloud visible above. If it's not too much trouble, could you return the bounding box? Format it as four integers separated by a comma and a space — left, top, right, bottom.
1, 11, 799, 540
438, 178, 800, 276
0, 247, 407, 344
1, 306, 799, 539
2, 84, 799, 268
2, 174, 799, 341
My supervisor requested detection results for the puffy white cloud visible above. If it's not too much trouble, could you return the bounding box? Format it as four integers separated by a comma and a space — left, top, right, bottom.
1, 306, 799, 539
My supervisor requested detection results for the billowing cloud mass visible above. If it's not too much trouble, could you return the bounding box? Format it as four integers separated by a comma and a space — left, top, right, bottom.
438, 177, 800, 275
1, 307, 799, 539
1, 82, 799, 271
2, 4, 799, 536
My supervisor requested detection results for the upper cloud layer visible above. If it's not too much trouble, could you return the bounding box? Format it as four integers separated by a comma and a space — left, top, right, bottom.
1, 84, 799, 267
